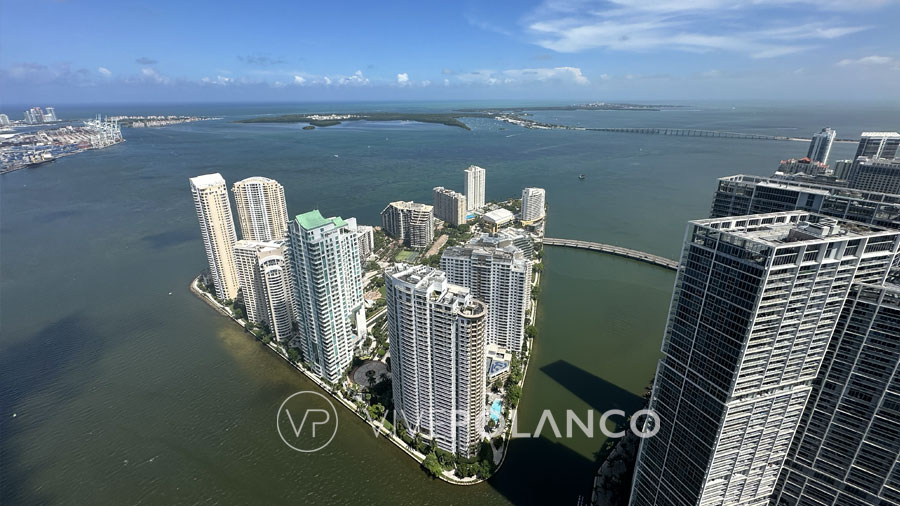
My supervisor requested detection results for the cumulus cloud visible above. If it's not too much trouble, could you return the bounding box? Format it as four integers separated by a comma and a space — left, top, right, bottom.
98, 66, 112, 76
522, 0, 873, 58
396, 72, 410, 85
338, 70, 369, 85
293, 75, 306, 85
836, 55, 894, 66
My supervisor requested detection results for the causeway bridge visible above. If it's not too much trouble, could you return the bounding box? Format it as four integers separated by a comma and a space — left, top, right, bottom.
583, 127, 801, 141
543, 237, 679, 270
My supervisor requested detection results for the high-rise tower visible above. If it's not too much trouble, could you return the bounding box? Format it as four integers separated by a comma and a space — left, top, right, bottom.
190, 173, 240, 300
464, 165, 486, 211
289, 210, 365, 383
232, 176, 288, 241
630, 212, 899, 506
806, 128, 836, 165
441, 242, 532, 352
385, 264, 487, 457
772, 277, 900, 506
234, 239, 296, 342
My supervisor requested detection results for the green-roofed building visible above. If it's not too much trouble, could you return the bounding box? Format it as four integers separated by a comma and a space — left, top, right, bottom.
288, 210, 366, 383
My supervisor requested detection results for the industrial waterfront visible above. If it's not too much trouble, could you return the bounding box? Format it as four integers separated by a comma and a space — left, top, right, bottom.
2, 102, 897, 505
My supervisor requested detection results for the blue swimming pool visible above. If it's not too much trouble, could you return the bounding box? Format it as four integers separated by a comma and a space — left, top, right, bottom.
490, 399, 502, 422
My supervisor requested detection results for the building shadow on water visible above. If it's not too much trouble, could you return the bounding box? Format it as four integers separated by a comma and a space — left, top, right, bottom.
0, 314, 107, 506
540, 360, 645, 415
487, 360, 647, 505
141, 227, 197, 249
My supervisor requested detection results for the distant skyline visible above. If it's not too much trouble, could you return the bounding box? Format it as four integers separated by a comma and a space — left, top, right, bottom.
2, 0, 899, 104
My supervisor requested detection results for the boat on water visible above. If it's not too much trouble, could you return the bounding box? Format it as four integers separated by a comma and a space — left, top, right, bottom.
579, 174, 585, 180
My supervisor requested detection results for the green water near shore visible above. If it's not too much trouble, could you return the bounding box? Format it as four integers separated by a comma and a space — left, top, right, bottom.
2, 102, 897, 505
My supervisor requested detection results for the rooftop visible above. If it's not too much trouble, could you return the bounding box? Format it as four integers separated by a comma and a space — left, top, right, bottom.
861, 131, 900, 138
295, 209, 347, 230
695, 212, 896, 247
189, 173, 225, 188
484, 208, 515, 223
234, 176, 278, 185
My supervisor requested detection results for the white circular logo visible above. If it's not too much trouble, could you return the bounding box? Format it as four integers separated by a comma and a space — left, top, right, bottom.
276, 391, 339, 453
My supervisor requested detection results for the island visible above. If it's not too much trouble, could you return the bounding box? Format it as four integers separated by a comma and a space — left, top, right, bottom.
236, 112, 494, 130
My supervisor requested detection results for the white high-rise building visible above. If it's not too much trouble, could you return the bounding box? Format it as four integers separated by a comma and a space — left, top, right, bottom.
385, 264, 487, 457
520, 187, 546, 223
441, 242, 532, 352
432, 186, 467, 226
43, 107, 57, 122
232, 177, 288, 241
234, 240, 296, 342
0, 114, 10, 126
806, 127, 835, 165
289, 210, 366, 383
630, 212, 900, 506
464, 165, 486, 211
190, 173, 240, 301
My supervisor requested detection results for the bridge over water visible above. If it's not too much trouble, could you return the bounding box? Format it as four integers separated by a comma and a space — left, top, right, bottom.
543, 237, 679, 271
582, 127, 803, 141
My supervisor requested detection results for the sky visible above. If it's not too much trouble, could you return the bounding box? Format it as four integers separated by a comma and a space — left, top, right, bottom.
1, 0, 899, 104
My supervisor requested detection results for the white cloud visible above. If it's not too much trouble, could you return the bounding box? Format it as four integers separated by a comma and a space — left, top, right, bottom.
140, 67, 170, 84
200, 75, 233, 85
523, 0, 875, 58
453, 66, 591, 86
98, 66, 112, 76
293, 75, 306, 85
396, 72, 410, 85
338, 70, 369, 85
836, 55, 894, 66
323, 76, 332, 85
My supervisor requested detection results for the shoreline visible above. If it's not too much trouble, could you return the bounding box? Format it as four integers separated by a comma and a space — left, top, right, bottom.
189, 273, 538, 485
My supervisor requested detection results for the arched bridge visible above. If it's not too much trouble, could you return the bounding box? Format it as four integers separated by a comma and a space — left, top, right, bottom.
543, 237, 679, 270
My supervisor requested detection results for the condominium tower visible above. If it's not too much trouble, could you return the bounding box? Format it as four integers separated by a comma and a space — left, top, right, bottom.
630, 212, 900, 506
190, 173, 240, 300
520, 187, 546, 223
232, 176, 288, 241
432, 186, 468, 226
234, 240, 296, 342
441, 242, 532, 352
806, 128, 836, 165
381, 201, 434, 248
772, 277, 900, 505
289, 210, 366, 383
385, 264, 487, 457
711, 174, 900, 229
464, 165, 486, 211
855, 132, 900, 160
846, 157, 900, 195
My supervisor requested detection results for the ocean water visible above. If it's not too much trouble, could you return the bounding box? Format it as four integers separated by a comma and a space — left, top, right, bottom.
1, 101, 897, 505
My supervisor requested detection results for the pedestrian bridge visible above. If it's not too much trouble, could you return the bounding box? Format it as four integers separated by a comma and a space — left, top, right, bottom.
543, 237, 679, 270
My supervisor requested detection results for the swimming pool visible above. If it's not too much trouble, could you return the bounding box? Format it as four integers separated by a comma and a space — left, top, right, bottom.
490, 399, 502, 422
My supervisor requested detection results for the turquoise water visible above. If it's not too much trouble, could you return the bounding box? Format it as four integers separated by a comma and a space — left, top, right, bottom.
2, 101, 897, 505
491, 400, 503, 422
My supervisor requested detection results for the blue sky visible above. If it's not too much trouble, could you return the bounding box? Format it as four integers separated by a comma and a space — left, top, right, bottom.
1, 0, 899, 103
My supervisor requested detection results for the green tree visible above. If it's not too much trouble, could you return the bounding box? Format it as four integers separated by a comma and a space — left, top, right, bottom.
422, 453, 443, 477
